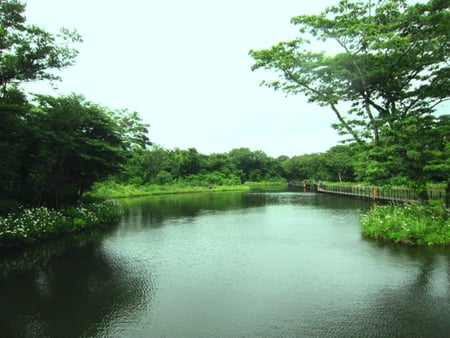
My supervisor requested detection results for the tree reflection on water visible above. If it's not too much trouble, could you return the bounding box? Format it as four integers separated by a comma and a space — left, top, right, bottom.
1, 191, 448, 337
0, 227, 153, 338
343, 244, 450, 337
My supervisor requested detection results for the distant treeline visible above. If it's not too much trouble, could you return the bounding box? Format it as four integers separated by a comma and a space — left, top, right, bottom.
113, 135, 449, 188
1, 0, 449, 216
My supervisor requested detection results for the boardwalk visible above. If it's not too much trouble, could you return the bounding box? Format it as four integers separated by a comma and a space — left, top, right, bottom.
312, 184, 445, 203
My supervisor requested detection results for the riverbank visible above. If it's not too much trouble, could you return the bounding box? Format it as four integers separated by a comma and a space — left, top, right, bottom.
84, 180, 288, 200
4, 180, 447, 248
88, 180, 450, 246
316, 183, 450, 246
302, 182, 449, 246
0, 200, 123, 249
3, 191, 448, 337
0, 180, 287, 249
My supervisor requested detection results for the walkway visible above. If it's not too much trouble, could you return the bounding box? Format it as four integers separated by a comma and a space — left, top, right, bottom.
316, 184, 445, 203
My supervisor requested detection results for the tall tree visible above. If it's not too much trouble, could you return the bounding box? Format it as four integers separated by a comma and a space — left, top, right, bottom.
228, 148, 283, 182
0, 0, 81, 96
22, 94, 149, 207
0, 87, 30, 211
323, 145, 356, 182
249, 0, 449, 187
282, 153, 329, 182
0, 0, 82, 211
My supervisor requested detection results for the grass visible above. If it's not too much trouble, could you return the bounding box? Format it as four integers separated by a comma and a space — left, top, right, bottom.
1, 179, 287, 249
361, 202, 450, 246
83, 180, 287, 200
245, 180, 288, 188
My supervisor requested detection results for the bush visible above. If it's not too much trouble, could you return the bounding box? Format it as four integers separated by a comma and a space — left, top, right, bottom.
361, 202, 450, 246
0, 200, 123, 248
155, 170, 173, 185
128, 177, 144, 185
180, 172, 241, 187
85, 199, 123, 225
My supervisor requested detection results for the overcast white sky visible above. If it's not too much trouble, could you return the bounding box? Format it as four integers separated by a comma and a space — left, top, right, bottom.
24, 0, 343, 157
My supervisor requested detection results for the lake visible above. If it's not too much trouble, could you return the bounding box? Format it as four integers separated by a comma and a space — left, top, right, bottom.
1, 190, 449, 337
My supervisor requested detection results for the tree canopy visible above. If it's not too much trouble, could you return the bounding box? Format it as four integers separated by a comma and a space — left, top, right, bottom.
0, 0, 149, 211
249, 0, 449, 187
0, 0, 81, 96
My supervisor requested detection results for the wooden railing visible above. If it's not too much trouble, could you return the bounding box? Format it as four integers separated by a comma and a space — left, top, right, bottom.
316, 184, 445, 203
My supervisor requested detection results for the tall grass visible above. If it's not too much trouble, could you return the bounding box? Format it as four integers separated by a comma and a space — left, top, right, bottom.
85, 179, 251, 199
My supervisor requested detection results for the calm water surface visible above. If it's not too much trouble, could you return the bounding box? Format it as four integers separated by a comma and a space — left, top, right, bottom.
1, 191, 449, 337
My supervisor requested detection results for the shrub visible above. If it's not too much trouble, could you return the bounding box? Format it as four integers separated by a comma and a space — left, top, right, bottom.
85, 200, 123, 225
361, 202, 450, 246
180, 172, 242, 187
155, 170, 173, 185
0, 200, 123, 248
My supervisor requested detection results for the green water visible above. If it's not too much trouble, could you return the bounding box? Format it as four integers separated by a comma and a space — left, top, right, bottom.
1, 191, 449, 337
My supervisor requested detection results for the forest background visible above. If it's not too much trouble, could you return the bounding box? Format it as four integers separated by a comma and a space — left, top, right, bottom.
0, 0, 449, 214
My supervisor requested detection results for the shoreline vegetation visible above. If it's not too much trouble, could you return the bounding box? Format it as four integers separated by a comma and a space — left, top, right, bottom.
1, 1, 449, 251
361, 202, 450, 246
84, 180, 288, 200
319, 183, 449, 246
0, 180, 287, 249
84, 179, 450, 247
0, 200, 123, 250
0, 181, 449, 249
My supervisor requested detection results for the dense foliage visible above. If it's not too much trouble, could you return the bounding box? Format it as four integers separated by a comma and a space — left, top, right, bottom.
0, 92, 149, 211
116, 146, 285, 187
249, 0, 450, 247
0, 0, 81, 93
0, 200, 123, 248
361, 203, 450, 246
1, 0, 449, 248
250, 0, 449, 191
0, 1, 149, 212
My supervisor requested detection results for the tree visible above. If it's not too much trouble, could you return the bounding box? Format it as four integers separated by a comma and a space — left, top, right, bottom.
177, 148, 203, 177
0, 0, 82, 211
0, 0, 81, 96
423, 115, 450, 182
0, 87, 31, 211
282, 153, 329, 182
0, 93, 150, 209
323, 145, 356, 182
119, 145, 172, 184
228, 148, 283, 182
205, 153, 235, 176
113, 110, 151, 151
250, 0, 449, 188
354, 114, 450, 186
22, 94, 147, 207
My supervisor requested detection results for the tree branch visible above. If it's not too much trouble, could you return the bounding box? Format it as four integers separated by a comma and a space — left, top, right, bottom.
284, 70, 364, 145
